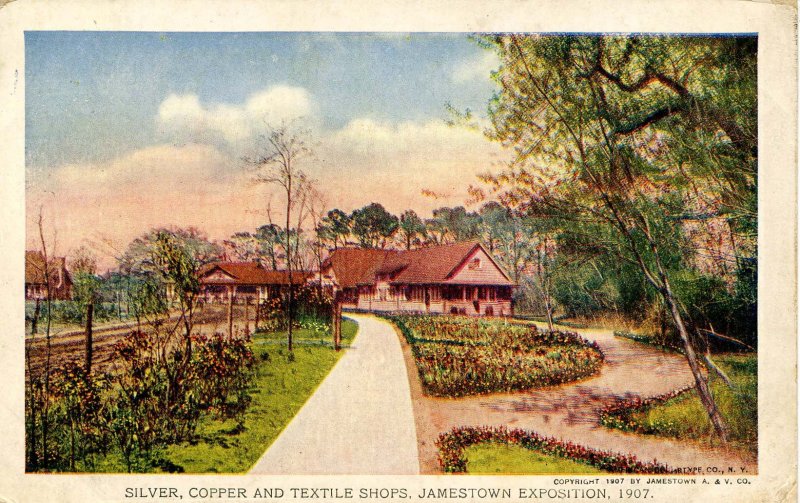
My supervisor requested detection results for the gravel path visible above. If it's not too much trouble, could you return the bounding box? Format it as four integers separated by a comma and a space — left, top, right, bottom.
396, 322, 757, 475
249, 314, 420, 474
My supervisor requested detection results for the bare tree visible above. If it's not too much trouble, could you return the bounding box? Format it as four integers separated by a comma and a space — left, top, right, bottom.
244, 123, 315, 352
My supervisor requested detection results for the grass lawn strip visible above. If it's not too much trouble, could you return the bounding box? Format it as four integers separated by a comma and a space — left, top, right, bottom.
465, 443, 606, 474
161, 321, 358, 473
437, 426, 672, 474
599, 353, 757, 457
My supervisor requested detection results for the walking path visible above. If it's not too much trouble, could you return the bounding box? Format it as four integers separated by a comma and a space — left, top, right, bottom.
402, 324, 757, 474
249, 314, 420, 475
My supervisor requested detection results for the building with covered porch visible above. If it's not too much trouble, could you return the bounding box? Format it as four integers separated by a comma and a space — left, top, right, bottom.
197, 262, 310, 304
319, 241, 515, 316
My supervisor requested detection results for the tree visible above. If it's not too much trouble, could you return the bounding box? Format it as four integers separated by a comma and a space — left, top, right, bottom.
223, 232, 262, 262
255, 223, 283, 270
69, 245, 98, 276
398, 210, 427, 250
120, 226, 221, 277
318, 209, 352, 250
350, 203, 399, 249
151, 230, 202, 354
425, 206, 482, 244
482, 34, 756, 441
245, 123, 315, 352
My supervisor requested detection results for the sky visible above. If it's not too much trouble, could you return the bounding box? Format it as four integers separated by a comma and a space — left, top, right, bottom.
25, 32, 507, 269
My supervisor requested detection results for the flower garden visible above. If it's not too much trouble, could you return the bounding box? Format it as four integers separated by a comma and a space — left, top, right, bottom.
390, 316, 604, 397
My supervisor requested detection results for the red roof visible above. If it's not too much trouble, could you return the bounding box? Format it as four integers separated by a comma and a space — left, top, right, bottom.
25, 250, 72, 286
323, 241, 514, 287
199, 262, 309, 286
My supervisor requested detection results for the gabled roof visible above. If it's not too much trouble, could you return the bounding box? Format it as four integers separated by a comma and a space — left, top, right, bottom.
323, 241, 515, 287
198, 262, 309, 285
321, 248, 393, 289
25, 250, 72, 286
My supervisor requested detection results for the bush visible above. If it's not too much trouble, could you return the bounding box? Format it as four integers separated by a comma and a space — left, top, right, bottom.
256, 285, 334, 332
26, 327, 257, 473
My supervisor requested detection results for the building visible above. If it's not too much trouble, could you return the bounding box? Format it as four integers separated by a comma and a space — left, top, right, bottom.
25, 250, 73, 300
197, 261, 310, 304
319, 241, 515, 316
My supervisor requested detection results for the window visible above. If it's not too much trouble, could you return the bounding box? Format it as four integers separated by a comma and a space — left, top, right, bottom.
489, 288, 497, 301
468, 258, 482, 270
430, 287, 441, 301
411, 286, 424, 302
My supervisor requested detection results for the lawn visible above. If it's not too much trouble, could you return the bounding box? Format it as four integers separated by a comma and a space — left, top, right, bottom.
465, 443, 606, 474
601, 353, 757, 456
391, 315, 603, 397
155, 320, 357, 472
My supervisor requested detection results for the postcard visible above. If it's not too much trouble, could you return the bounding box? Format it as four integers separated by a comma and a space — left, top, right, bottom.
0, 1, 796, 502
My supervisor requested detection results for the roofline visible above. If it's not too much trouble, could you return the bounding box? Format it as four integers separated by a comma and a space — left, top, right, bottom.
443, 242, 515, 283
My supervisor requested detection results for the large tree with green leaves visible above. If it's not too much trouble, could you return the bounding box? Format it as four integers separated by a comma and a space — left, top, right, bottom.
350, 203, 399, 249
482, 34, 757, 441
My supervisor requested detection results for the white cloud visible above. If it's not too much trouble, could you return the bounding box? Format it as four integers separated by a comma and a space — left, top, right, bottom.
452, 51, 501, 83
26, 144, 271, 270
156, 85, 314, 146
317, 118, 507, 215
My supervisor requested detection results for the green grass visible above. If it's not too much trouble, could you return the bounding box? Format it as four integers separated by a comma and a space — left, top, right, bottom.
626, 353, 757, 455
158, 320, 358, 473
465, 443, 607, 474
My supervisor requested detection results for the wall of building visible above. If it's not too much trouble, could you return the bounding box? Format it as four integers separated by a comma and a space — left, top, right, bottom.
448, 247, 513, 285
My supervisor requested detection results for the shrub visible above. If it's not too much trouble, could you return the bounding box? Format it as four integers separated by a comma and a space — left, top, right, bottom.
191, 333, 255, 424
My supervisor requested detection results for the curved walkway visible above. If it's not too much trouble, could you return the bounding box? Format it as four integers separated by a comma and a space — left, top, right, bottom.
402, 324, 757, 474
249, 314, 420, 474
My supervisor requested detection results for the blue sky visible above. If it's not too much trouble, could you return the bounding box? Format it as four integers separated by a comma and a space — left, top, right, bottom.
26, 32, 497, 167
25, 31, 504, 267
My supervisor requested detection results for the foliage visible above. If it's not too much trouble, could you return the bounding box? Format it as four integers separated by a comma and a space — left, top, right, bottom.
26, 362, 108, 472
599, 354, 757, 455
398, 209, 427, 250
478, 34, 757, 439
392, 316, 603, 397
191, 333, 255, 422
318, 209, 352, 249
436, 426, 672, 474
119, 226, 221, 277
256, 284, 334, 333
162, 321, 358, 473
26, 327, 256, 473
350, 202, 399, 249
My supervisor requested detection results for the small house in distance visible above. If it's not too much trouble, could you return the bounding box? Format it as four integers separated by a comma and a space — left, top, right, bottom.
320, 241, 515, 316
25, 250, 73, 300
197, 261, 310, 304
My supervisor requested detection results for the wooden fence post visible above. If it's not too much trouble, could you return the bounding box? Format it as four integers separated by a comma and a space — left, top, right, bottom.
85, 302, 93, 374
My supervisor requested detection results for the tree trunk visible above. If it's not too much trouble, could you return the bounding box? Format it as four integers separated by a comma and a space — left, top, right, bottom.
228, 287, 234, 338
85, 302, 93, 374
333, 291, 342, 351
662, 283, 729, 441
31, 298, 40, 336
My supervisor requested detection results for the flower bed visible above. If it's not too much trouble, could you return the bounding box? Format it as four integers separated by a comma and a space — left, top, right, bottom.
391, 316, 603, 397
598, 385, 695, 434
436, 426, 672, 474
